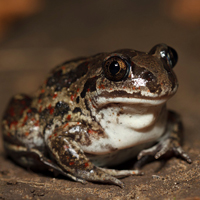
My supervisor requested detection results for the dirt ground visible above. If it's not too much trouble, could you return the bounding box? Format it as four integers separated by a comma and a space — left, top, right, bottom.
0, 1, 200, 199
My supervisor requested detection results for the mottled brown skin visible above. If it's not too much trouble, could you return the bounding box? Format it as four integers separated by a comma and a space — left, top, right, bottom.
1, 44, 191, 187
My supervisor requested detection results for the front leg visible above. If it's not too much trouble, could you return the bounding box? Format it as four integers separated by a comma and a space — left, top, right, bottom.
46, 124, 126, 187
138, 110, 192, 163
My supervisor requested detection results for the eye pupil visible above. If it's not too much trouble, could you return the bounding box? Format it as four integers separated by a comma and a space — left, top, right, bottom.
109, 61, 120, 75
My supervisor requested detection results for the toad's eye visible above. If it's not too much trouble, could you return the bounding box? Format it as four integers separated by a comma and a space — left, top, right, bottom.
149, 44, 178, 68
103, 56, 130, 81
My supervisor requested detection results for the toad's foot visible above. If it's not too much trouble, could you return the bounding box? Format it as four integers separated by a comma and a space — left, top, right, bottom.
46, 128, 126, 188
137, 136, 192, 164
138, 110, 192, 164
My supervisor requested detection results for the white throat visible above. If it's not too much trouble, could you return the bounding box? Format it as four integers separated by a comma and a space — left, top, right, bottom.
83, 98, 167, 155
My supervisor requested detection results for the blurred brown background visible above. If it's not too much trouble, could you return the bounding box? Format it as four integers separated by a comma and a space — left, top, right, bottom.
0, 1, 200, 199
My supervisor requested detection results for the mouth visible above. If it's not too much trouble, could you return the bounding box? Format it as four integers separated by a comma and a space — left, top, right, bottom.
91, 91, 169, 109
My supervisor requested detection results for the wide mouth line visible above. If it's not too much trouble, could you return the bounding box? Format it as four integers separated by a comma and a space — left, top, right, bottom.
95, 89, 176, 99
93, 96, 167, 107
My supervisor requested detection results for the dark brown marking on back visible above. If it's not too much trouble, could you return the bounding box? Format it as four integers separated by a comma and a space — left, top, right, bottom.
46, 61, 89, 91
54, 101, 70, 117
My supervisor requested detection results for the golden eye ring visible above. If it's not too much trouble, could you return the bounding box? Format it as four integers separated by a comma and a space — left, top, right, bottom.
103, 55, 130, 81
